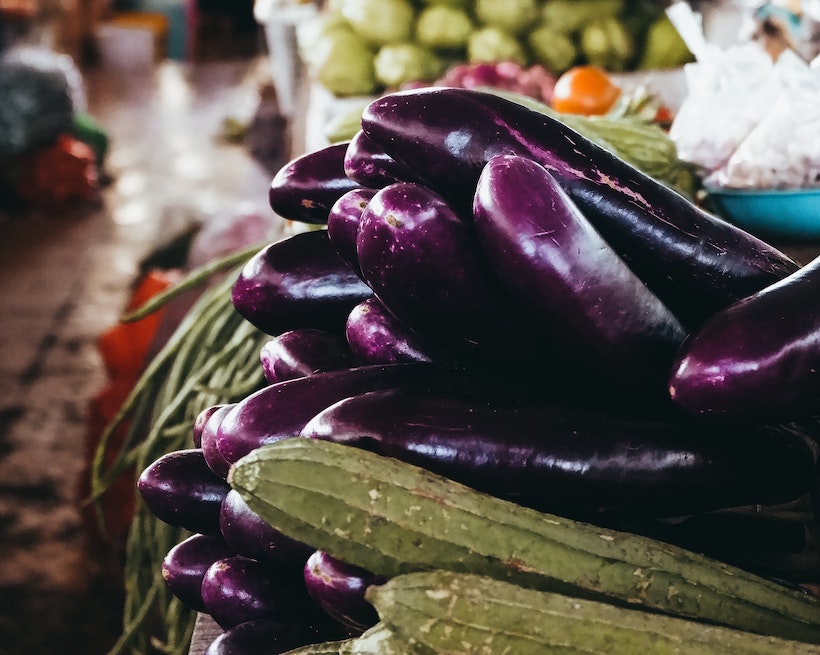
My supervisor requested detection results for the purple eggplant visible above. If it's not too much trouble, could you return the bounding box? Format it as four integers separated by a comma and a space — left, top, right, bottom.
345, 296, 449, 365
669, 254, 820, 420
137, 448, 230, 536
268, 142, 360, 224
215, 363, 467, 466
232, 230, 372, 336
205, 617, 351, 655
201, 555, 313, 630
201, 404, 237, 480
356, 181, 549, 362
193, 404, 228, 448
220, 489, 313, 567
161, 533, 235, 612
326, 187, 376, 277
361, 87, 798, 328
303, 550, 384, 632
259, 329, 356, 384
343, 130, 418, 189
474, 154, 686, 394
299, 387, 816, 518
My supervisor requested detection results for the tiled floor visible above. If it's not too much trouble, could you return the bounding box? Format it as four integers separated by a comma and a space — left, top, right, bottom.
0, 46, 289, 654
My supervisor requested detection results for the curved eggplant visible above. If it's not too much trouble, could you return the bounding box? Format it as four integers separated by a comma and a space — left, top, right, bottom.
343, 130, 418, 189
201, 404, 237, 480
260, 329, 356, 384
161, 533, 235, 612
205, 617, 351, 655
303, 550, 383, 632
232, 231, 372, 336
201, 555, 312, 630
326, 187, 376, 278
193, 404, 227, 448
216, 363, 456, 466
268, 142, 360, 224
299, 388, 817, 518
670, 254, 820, 420
356, 182, 548, 362
137, 448, 231, 536
361, 87, 798, 328
345, 296, 449, 365
220, 489, 313, 567
474, 154, 686, 395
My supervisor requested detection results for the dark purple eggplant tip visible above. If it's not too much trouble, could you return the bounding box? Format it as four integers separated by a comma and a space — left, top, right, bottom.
193, 404, 228, 448
161, 533, 235, 613
303, 550, 384, 632
201, 404, 237, 480
259, 328, 356, 384
137, 448, 230, 536
205, 616, 352, 655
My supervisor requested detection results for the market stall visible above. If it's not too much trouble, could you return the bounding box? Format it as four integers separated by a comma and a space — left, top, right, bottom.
79, 1, 820, 654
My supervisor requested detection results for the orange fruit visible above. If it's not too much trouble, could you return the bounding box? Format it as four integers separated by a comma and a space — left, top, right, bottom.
551, 65, 621, 116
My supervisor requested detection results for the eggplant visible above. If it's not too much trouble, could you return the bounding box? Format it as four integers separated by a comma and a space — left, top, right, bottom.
474, 154, 686, 395
361, 87, 798, 328
161, 533, 235, 612
215, 363, 455, 465
345, 296, 451, 366
201, 404, 237, 480
220, 489, 313, 567
299, 388, 817, 518
137, 448, 230, 536
260, 329, 356, 384
193, 404, 228, 448
205, 617, 351, 655
326, 187, 376, 278
669, 254, 820, 420
343, 130, 418, 189
356, 182, 549, 362
303, 550, 384, 633
201, 555, 313, 630
268, 142, 359, 224
232, 230, 372, 336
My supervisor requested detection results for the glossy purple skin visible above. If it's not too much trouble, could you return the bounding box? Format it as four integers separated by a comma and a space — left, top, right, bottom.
201, 404, 237, 479
343, 130, 418, 189
474, 155, 686, 395
669, 254, 820, 420
161, 533, 235, 612
260, 329, 356, 384
345, 296, 448, 365
327, 187, 376, 277
137, 448, 230, 536
268, 142, 360, 224
220, 489, 313, 567
205, 617, 351, 655
355, 182, 544, 359
303, 550, 384, 632
193, 404, 227, 448
215, 363, 441, 465
362, 87, 798, 329
299, 387, 816, 517
201, 556, 312, 630
232, 230, 372, 336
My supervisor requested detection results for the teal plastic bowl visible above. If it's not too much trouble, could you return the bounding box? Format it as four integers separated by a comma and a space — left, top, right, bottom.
707, 186, 820, 241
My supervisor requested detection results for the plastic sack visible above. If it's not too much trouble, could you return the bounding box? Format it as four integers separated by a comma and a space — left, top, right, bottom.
705, 51, 820, 189
0, 46, 85, 159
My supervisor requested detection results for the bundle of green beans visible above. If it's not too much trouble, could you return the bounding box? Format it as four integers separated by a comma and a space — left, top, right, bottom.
89, 243, 271, 655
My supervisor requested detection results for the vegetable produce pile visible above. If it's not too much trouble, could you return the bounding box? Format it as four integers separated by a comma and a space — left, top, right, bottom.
113, 87, 820, 654
298, 0, 694, 96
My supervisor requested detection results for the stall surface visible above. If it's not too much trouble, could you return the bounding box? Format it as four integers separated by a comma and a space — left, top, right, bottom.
0, 50, 283, 654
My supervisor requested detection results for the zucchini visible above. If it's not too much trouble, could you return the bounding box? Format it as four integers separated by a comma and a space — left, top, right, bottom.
370, 571, 820, 655
228, 438, 820, 643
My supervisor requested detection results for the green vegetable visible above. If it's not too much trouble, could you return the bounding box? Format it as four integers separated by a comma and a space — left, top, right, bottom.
467, 26, 527, 65
310, 30, 378, 97
229, 438, 820, 643
580, 16, 635, 72
540, 0, 624, 34
296, 11, 352, 68
638, 13, 695, 70
527, 24, 577, 74
415, 5, 473, 51
370, 571, 820, 655
374, 43, 443, 88
340, 0, 415, 47
474, 0, 539, 36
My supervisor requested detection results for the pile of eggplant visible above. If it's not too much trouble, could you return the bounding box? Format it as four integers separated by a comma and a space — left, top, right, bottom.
137, 87, 820, 655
